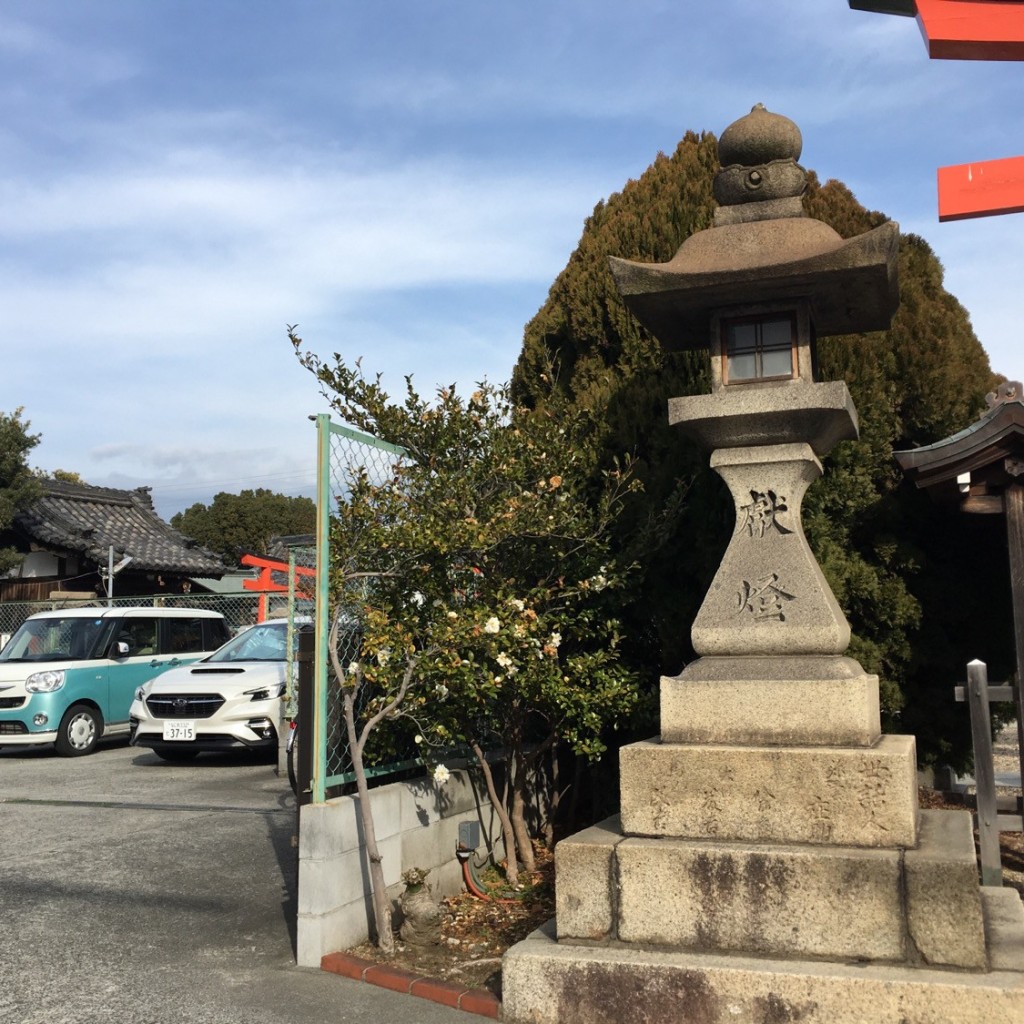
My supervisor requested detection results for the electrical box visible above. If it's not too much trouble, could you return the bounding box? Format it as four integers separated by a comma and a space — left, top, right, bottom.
458, 820, 480, 851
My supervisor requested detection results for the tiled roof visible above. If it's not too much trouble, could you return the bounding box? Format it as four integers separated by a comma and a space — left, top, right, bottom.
895, 382, 1024, 491
15, 480, 226, 577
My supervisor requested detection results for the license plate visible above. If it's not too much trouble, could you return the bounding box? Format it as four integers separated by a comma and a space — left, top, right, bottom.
162, 721, 195, 741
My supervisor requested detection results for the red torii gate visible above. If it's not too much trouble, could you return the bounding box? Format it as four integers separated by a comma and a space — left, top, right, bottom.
241, 553, 316, 622
850, 1, 1024, 221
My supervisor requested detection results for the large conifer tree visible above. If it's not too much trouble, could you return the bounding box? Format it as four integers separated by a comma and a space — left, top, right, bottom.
0, 408, 41, 575
512, 130, 1005, 767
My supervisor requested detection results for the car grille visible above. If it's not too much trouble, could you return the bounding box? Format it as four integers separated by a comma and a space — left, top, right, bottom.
146, 694, 225, 719
0, 697, 26, 709
0, 721, 28, 734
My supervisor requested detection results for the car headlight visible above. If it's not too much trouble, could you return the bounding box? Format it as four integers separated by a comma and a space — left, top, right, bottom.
134, 685, 148, 702
26, 669, 66, 693
243, 683, 286, 702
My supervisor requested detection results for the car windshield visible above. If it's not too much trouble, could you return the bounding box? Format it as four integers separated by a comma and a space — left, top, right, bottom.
0, 616, 109, 662
206, 622, 294, 663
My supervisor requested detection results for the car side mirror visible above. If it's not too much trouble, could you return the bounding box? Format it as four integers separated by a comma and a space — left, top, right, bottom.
111, 641, 130, 658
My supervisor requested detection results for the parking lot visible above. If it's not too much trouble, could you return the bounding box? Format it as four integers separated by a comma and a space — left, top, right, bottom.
0, 739, 463, 1024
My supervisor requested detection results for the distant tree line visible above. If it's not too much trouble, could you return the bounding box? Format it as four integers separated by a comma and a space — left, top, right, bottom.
171, 488, 316, 562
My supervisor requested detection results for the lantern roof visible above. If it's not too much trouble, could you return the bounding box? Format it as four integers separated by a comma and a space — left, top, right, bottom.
608, 104, 900, 350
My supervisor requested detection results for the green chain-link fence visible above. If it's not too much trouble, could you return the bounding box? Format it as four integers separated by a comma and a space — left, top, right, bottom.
312, 414, 419, 803
1, 584, 316, 718
0, 592, 266, 645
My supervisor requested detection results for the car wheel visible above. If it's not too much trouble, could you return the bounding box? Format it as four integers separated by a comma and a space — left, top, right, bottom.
152, 746, 200, 762
55, 704, 102, 757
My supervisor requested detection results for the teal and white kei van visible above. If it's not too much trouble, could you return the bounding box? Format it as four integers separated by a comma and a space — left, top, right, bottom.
0, 607, 230, 756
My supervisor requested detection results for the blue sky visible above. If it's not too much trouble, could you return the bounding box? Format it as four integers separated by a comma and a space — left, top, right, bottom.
2, 1, 1022, 519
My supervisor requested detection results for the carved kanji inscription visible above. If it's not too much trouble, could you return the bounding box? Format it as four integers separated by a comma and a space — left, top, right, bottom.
739, 489, 794, 539
737, 573, 796, 621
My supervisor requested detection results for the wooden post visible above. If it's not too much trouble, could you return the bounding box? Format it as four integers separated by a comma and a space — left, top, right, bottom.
967, 659, 1002, 885
1003, 483, 1024, 796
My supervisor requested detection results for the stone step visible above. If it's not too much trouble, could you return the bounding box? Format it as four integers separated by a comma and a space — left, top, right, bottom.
620, 733, 918, 848
502, 898, 1024, 1024
556, 811, 984, 968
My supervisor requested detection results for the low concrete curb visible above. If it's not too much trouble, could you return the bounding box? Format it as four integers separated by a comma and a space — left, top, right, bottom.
321, 952, 500, 1019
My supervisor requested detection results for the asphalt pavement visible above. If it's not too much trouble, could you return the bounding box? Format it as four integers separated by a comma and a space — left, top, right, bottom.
0, 739, 465, 1024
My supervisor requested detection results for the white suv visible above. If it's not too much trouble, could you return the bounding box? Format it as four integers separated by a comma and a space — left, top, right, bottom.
129, 619, 305, 762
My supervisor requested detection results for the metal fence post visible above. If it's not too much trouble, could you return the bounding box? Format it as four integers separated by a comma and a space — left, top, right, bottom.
313, 413, 332, 805
296, 625, 315, 808
967, 658, 1002, 886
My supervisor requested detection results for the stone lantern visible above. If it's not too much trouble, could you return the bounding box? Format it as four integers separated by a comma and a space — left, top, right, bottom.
502, 106, 1024, 1024
608, 102, 900, 744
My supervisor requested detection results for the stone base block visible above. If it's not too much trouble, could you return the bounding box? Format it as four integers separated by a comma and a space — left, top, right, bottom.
620, 734, 918, 848
502, 918, 1024, 1024
905, 809, 986, 968
617, 836, 903, 961
554, 816, 621, 942
661, 656, 880, 746
984, 886, 1024, 971
556, 811, 984, 968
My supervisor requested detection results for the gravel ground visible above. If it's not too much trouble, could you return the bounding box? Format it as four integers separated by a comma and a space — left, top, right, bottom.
993, 721, 1023, 789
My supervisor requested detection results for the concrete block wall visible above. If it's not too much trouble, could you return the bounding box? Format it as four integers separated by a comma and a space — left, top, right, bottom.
296, 766, 503, 966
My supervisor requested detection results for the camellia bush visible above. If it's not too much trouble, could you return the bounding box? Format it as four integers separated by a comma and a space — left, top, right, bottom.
292, 329, 643, 947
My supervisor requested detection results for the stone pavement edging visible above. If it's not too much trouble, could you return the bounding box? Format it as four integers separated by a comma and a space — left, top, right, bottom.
320, 952, 501, 1019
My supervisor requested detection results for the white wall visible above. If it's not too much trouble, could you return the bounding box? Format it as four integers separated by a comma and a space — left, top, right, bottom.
296, 766, 504, 966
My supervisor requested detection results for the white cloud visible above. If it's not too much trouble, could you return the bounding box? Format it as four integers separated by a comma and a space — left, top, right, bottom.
0, 145, 599, 372
0, 11, 138, 89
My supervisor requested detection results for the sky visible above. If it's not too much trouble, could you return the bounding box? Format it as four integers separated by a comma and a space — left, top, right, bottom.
1, 1, 1022, 520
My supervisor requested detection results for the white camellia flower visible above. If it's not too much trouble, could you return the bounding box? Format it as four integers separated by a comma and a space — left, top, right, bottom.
414, 734, 424, 744
435, 683, 449, 699
411, 591, 426, 607
484, 616, 501, 634
508, 598, 525, 612
433, 764, 451, 785
549, 632, 562, 648
496, 652, 513, 668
